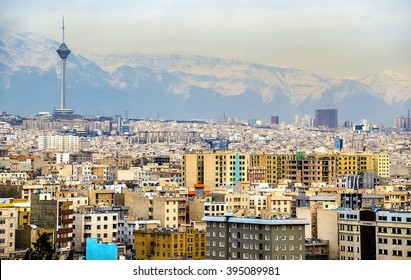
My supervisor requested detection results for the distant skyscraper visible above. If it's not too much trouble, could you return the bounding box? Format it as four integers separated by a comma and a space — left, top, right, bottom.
314, 109, 338, 128
395, 110, 411, 130
271, 115, 279, 124
54, 16, 74, 116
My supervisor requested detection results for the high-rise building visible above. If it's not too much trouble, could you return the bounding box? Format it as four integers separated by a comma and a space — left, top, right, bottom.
183, 151, 249, 193
314, 109, 338, 128
271, 116, 279, 124
395, 110, 411, 130
54, 17, 74, 116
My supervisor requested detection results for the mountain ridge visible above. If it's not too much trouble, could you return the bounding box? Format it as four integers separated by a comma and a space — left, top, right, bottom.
1, 30, 410, 126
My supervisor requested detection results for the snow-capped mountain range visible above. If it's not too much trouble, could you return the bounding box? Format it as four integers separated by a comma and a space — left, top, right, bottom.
1, 30, 410, 125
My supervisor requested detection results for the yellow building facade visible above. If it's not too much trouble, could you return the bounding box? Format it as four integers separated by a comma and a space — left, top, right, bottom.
183, 151, 249, 193
134, 225, 206, 260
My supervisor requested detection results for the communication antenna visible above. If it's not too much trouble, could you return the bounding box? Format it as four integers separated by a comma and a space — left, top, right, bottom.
62, 16, 65, 43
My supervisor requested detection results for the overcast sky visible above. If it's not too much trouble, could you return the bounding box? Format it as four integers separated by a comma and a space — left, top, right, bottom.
1, 0, 410, 78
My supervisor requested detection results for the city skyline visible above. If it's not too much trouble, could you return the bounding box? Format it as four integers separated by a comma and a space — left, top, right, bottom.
1, 0, 410, 78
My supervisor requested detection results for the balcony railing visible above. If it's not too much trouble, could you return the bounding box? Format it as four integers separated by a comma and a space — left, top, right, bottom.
61, 218, 74, 224
60, 209, 74, 215
57, 227, 73, 234
56, 236, 73, 243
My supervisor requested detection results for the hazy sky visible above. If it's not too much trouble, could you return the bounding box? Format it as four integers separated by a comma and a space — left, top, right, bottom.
1, 0, 410, 78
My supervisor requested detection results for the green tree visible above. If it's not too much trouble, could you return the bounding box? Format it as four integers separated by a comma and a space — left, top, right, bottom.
32, 232, 54, 260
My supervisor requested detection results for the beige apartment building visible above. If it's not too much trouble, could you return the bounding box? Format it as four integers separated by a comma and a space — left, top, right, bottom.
72, 210, 119, 252
152, 197, 187, 228
183, 151, 249, 193
87, 189, 116, 207
338, 209, 411, 260
317, 208, 339, 260
249, 194, 269, 217
224, 193, 249, 214
249, 153, 293, 183
249, 151, 390, 185
0, 207, 17, 259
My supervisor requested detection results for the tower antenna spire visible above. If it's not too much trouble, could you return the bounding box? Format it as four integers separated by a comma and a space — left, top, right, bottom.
62, 16, 65, 43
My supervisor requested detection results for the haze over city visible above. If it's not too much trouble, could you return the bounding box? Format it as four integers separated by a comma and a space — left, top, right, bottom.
1, 0, 410, 78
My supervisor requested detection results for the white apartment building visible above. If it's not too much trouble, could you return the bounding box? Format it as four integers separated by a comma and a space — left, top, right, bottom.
204, 201, 227, 217
37, 135, 90, 152
56, 153, 70, 164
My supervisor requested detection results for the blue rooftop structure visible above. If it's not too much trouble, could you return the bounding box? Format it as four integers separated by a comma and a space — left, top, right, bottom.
85, 238, 117, 260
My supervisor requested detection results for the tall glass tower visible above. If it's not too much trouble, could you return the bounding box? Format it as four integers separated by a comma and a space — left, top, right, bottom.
314, 109, 338, 128
54, 17, 74, 116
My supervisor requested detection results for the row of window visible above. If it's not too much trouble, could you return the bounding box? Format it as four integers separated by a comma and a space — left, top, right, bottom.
378, 227, 404, 234
83, 215, 116, 222
379, 216, 411, 223
83, 224, 116, 230
83, 232, 116, 239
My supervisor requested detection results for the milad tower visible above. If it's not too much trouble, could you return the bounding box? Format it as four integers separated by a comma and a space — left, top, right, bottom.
54, 16, 74, 116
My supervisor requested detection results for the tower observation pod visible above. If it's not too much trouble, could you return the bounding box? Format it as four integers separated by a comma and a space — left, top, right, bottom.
54, 16, 74, 116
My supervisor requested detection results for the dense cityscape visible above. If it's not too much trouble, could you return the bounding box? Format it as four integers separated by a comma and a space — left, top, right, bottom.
1, 2, 411, 265
1, 107, 411, 260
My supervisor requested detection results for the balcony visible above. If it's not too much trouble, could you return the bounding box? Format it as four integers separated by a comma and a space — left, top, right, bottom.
57, 227, 73, 234
61, 218, 74, 224
56, 236, 73, 243
60, 209, 74, 215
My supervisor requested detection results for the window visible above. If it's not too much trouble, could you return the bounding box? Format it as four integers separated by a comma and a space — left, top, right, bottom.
393, 250, 403, 256
392, 239, 402, 245
392, 228, 402, 234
